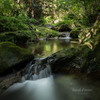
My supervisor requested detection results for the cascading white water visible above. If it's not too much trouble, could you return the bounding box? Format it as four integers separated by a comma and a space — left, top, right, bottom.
65, 32, 71, 39
63, 32, 71, 43
21, 58, 52, 81
1, 58, 57, 100
1, 76, 57, 100
58, 32, 71, 42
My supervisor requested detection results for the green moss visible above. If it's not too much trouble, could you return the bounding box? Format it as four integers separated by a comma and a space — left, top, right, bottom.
0, 42, 33, 74
0, 31, 34, 44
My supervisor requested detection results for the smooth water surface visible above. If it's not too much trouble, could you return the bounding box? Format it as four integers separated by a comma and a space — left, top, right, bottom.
29, 39, 78, 57
1, 75, 100, 100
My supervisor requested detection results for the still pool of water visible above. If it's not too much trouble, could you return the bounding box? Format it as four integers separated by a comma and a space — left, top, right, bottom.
29, 39, 78, 57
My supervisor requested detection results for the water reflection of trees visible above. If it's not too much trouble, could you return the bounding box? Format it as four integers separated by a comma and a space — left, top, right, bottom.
30, 39, 78, 57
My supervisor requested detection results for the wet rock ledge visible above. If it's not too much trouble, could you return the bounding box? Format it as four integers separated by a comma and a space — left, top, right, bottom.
47, 43, 100, 75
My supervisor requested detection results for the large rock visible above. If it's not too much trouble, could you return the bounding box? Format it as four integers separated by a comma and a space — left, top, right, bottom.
0, 42, 34, 75
70, 26, 82, 38
46, 47, 82, 74
46, 43, 100, 75
70, 30, 80, 38
52, 24, 71, 32
59, 24, 71, 32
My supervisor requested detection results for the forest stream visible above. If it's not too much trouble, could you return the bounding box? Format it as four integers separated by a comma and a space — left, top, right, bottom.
0, 33, 100, 100
0, 0, 100, 99
29, 32, 75, 58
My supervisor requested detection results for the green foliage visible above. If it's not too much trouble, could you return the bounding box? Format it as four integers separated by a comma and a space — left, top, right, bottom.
32, 25, 59, 38
0, 15, 39, 32
0, 32, 31, 44
0, 0, 18, 16
56, 0, 100, 46
0, 25, 59, 44
0, 16, 28, 32
0, 0, 99, 47
42, 16, 52, 24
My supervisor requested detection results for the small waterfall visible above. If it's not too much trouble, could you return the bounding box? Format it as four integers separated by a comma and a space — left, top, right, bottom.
58, 32, 71, 39
21, 58, 52, 81
1, 58, 57, 100
65, 32, 71, 39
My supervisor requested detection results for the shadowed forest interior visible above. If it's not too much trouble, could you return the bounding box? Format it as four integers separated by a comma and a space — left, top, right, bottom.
0, 0, 100, 100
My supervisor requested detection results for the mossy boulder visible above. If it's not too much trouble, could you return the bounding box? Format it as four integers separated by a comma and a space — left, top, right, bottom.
70, 28, 81, 38
45, 46, 82, 73
52, 23, 71, 32
0, 42, 34, 75
59, 24, 71, 32
46, 44, 100, 75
